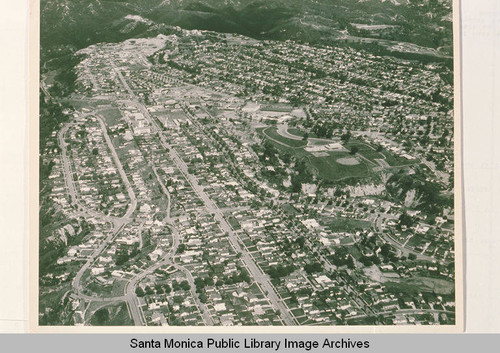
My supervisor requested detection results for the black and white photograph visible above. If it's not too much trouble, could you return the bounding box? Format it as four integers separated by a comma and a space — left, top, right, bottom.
36, 0, 461, 329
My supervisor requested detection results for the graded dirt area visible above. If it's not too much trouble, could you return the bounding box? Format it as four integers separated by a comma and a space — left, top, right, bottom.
312, 152, 329, 157
336, 157, 360, 165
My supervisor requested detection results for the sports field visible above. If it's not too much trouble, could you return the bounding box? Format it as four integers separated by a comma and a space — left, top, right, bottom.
346, 139, 416, 167
259, 127, 370, 181
308, 152, 369, 181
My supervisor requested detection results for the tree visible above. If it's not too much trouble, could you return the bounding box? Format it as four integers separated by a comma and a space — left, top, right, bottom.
346, 255, 355, 269
92, 308, 109, 325
194, 277, 205, 291
155, 284, 164, 294
266, 265, 295, 279
199, 292, 208, 304
115, 249, 130, 266
176, 244, 186, 254
180, 280, 191, 291
380, 244, 392, 258
304, 262, 323, 274
398, 213, 415, 228
291, 174, 302, 193
350, 146, 359, 155
340, 131, 351, 144
135, 286, 145, 297
295, 236, 305, 248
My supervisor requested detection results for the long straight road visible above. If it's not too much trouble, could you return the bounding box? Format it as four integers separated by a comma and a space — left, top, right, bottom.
112, 62, 296, 325
95, 115, 137, 219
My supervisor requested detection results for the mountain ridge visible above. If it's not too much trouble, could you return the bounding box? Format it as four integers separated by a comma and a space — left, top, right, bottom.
40, 0, 453, 63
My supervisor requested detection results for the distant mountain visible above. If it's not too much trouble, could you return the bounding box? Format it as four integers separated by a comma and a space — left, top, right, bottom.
41, 0, 453, 61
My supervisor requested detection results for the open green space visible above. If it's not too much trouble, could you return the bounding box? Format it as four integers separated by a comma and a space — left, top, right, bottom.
345, 139, 384, 163
99, 107, 123, 126
405, 233, 426, 248
286, 128, 305, 137
291, 308, 306, 317
385, 276, 454, 296
281, 203, 299, 216
263, 127, 307, 148
261, 103, 293, 112
326, 217, 372, 232
344, 137, 416, 168
379, 150, 416, 167
308, 139, 332, 146
89, 302, 133, 326
307, 151, 370, 181
168, 110, 189, 120
286, 128, 317, 139
64, 97, 112, 109
407, 277, 454, 295
227, 216, 241, 230
259, 128, 371, 182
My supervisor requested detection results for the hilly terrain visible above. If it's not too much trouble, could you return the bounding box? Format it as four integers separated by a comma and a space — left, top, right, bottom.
41, 0, 454, 62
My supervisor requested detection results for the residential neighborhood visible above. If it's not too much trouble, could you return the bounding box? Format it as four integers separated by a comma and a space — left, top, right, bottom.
39, 27, 455, 327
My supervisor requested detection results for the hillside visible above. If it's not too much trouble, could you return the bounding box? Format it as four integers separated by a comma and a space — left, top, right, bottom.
41, 0, 453, 61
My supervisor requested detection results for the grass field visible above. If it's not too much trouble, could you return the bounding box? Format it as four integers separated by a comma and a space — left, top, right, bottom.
65, 97, 112, 109
379, 150, 416, 167
99, 107, 123, 126
259, 128, 370, 182
385, 277, 454, 296
287, 127, 319, 139
263, 127, 307, 148
326, 217, 372, 232
261, 103, 293, 112
307, 151, 370, 181
345, 139, 384, 163
286, 128, 306, 138
227, 216, 241, 230
346, 138, 416, 167
407, 277, 454, 295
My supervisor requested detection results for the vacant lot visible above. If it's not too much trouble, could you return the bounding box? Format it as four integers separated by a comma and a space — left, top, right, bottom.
385, 276, 454, 295
326, 217, 371, 232
261, 103, 293, 112
99, 107, 123, 126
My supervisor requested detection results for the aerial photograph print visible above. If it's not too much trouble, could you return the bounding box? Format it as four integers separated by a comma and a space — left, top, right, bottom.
37, 0, 460, 329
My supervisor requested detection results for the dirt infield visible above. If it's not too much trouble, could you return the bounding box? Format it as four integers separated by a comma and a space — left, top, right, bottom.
336, 157, 360, 165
